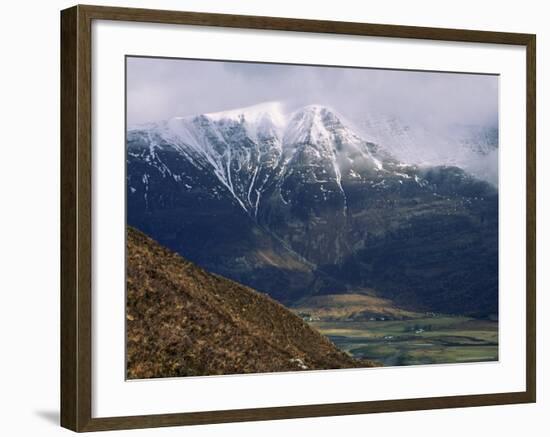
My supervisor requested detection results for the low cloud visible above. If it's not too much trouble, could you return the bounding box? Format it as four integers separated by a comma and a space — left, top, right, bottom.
127, 57, 498, 127
127, 57, 498, 182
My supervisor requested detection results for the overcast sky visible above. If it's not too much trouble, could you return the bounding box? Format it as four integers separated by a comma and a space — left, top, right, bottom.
126, 56, 498, 129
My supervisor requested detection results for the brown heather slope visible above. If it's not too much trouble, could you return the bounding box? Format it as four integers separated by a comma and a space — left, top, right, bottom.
292, 293, 422, 321
127, 227, 374, 379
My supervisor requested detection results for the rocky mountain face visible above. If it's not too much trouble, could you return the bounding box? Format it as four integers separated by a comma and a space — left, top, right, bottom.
127, 102, 498, 316
126, 226, 369, 379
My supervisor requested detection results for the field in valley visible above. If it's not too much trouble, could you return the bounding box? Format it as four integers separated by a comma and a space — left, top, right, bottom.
309, 316, 498, 366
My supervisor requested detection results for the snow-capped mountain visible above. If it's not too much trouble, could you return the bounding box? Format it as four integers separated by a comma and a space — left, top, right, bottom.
127, 102, 499, 315
129, 102, 395, 218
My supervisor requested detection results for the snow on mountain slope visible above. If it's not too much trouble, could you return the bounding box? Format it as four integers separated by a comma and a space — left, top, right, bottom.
128, 102, 395, 216
127, 102, 499, 311
283, 105, 385, 170
355, 114, 498, 185
205, 101, 288, 142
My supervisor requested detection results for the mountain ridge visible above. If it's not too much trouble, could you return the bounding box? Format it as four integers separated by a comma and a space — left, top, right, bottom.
130, 102, 394, 218
127, 102, 498, 316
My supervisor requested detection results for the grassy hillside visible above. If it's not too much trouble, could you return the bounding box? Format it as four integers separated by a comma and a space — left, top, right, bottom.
126, 227, 375, 379
292, 291, 422, 321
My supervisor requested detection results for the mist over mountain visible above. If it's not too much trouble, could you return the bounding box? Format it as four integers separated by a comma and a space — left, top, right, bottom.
127, 102, 498, 317
127, 58, 499, 185
353, 113, 498, 185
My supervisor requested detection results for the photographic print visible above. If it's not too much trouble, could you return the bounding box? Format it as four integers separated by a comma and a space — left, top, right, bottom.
125, 57, 499, 380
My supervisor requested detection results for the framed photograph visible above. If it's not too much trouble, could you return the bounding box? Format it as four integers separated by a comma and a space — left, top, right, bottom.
60, 4, 536, 432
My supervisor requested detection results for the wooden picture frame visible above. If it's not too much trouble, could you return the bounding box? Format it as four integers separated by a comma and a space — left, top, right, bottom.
61, 4, 536, 432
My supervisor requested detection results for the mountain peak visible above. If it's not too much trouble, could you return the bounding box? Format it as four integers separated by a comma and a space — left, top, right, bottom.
295, 103, 334, 114
202, 102, 338, 122
283, 104, 351, 146
205, 101, 287, 124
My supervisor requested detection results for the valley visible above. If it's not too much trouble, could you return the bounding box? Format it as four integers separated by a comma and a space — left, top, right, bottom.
291, 291, 498, 366
310, 316, 498, 366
